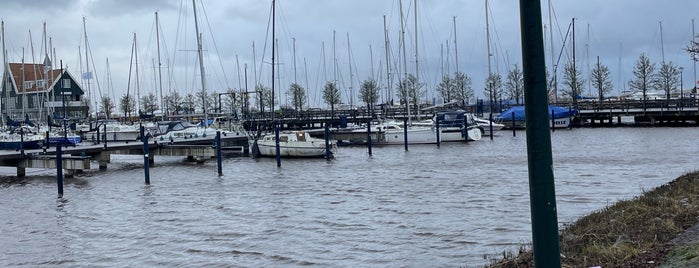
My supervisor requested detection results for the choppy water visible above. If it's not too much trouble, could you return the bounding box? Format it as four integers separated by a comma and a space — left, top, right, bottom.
1, 127, 698, 267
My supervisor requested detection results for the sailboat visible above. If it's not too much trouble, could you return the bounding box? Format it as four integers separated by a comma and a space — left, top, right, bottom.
0, 21, 46, 150
154, 0, 239, 142
249, 0, 335, 158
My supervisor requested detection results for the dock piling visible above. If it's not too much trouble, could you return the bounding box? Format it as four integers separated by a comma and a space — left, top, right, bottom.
366, 119, 372, 156
56, 143, 64, 196
216, 131, 222, 176
141, 126, 150, 185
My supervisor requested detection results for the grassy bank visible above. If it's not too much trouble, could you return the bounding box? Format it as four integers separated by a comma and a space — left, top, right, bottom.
488, 171, 699, 267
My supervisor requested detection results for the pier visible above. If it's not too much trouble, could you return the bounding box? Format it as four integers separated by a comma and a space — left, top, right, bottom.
0, 134, 247, 178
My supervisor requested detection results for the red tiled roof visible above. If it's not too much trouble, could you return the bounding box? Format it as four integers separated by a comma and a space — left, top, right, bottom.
7, 63, 63, 94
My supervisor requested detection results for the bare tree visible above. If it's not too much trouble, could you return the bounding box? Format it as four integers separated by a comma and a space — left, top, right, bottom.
505, 64, 524, 104
140, 92, 158, 114
436, 75, 454, 103
256, 84, 272, 114
453, 72, 473, 105
656, 61, 680, 100
629, 53, 656, 111
119, 93, 135, 118
100, 96, 115, 119
562, 61, 584, 107
590, 57, 613, 103
484, 73, 503, 104
289, 83, 306, 111
322, 81, 341, 117
359, 79, 380, 108
396, 74, 423, 108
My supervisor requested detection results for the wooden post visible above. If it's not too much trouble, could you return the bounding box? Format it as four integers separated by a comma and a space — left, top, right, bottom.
324, 122, 331, 160
56, 143, 64, 196
216, 131, 222, 176
435, 115, 441, 147
141, 126, 150, 185
366, 119, 372, 156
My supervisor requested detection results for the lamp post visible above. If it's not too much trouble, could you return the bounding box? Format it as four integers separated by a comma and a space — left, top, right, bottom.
680, 67, 684, 110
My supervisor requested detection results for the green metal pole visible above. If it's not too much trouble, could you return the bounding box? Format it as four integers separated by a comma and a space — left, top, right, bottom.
518, 0, 561, 266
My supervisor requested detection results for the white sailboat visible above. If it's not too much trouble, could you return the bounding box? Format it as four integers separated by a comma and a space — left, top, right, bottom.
249, 0, 335, 157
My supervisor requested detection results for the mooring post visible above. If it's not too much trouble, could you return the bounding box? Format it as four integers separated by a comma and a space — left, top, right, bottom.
519, 0, 562, 265
324, 122, 331, 160
366, 120, 372, 156
403, 117, 408, 151
489, 113, 495, 140
568, 107, 573, 129
45, 131, 50, 149
96, 126, 100, 144
103, 124, 108, 149
216, 131, 222, 176
56, 142, 64, 196
550, 109, 555, 132
19, 127, 25, 156
512, 111, 516, 137
435, 116, 441, 147
464, 114, 470, 141
141, 126, 150, 185
274, 122, 281, 167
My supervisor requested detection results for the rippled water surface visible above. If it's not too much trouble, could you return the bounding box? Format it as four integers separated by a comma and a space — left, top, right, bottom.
1, 128, 698, 267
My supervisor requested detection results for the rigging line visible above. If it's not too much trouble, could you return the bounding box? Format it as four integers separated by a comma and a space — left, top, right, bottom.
256, 2, 273, 87
85, 25, 103, 101
200, 0, 230, 90
553, 20, 573, 79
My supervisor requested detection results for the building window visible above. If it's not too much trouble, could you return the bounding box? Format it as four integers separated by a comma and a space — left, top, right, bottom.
36, 80, 45, 89
62, 79, 71, 89
23, 81, 33, 91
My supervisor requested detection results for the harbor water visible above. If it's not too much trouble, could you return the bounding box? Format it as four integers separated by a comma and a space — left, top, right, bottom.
1, 127, 698, 267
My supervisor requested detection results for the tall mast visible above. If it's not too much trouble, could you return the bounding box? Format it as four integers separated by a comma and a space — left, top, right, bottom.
134, 33, 141, 112
453, 16, 458, 75
83, 17, 92, 117
155, 11, 164, 118
292, 37, 297, 84
399, 0, 410, 122
29, 30, 41, 121
383, 14, 391, 104
486, 0, 493, 113
414, 0, 420, 117
192, 0, 208, 125
572, 17, 577, 107
659, 21, 665, 64
548, 0, 557, 102
2, 21, 8, 123
21, 48, 26, 118
693, 19, 697, 96
271, 0, 275, 119
347, 33, 353, 107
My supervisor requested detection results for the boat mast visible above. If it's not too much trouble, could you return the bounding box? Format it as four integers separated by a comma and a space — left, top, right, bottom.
29, 30, 40, 123
399, 0, 410, 124
155, 11, 164, 119
548, 0, 557, 102
271, 0, 275, 119
2, 21, 8, 125
83, 17, 93, 118
414, 0, 420, 119
693, 19, 697, 99
572, 17, 577, 108
192, 0, 208, 125
347, 33, 353, 108
486, 0, 493, 114
383, 14, 391, 105
134, 33, 141, 113
453, 16, 458, 75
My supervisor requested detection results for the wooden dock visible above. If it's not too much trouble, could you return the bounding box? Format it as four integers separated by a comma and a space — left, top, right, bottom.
0, 135, 248, 177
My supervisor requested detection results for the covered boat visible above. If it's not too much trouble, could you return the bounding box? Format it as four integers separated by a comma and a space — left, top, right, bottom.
495, 105, 578, 129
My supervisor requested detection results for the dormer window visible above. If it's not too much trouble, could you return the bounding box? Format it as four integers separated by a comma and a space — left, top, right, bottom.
22, 81, 33, 91
36, 80, 45, 89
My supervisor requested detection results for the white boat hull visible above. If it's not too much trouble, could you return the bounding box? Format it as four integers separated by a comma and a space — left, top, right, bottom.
250, 130, 334, 157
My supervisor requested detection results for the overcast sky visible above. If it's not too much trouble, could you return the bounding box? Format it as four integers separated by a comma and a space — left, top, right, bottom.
1, 0, 698, 110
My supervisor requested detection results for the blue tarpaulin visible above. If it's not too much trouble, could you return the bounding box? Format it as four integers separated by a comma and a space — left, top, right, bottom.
495, 106, 578, 121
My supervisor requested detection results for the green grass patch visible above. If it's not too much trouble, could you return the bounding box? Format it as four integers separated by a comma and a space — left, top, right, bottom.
486, 171, 699, 267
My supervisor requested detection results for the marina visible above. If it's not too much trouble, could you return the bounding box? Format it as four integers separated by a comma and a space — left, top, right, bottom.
1, 127, 698, 266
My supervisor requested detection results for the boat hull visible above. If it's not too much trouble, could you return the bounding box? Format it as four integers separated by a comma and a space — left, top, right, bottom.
250, 140, 331, 157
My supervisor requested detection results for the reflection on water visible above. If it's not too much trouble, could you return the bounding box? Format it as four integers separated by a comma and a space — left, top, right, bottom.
1, 128, 697, 266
